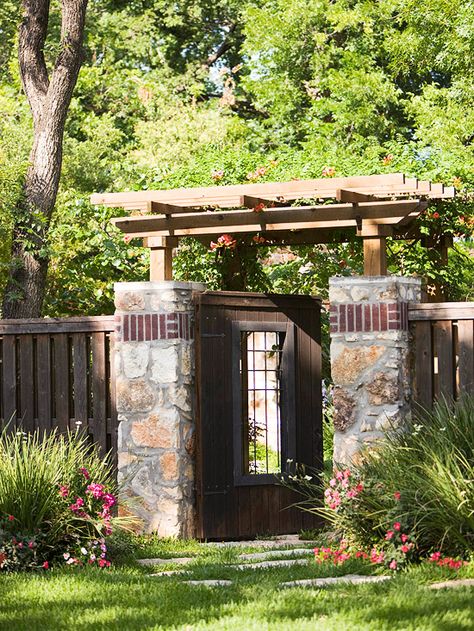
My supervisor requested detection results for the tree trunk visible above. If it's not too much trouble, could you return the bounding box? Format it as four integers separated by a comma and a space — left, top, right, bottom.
1, 0, 88, 319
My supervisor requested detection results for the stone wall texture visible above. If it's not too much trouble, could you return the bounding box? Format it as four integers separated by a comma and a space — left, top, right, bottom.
329, 276, 421, 464
114, 281, 205, 536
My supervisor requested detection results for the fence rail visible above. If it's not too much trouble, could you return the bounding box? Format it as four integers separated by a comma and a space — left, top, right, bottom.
409, 302, 474, 408
0, 316, 116, 456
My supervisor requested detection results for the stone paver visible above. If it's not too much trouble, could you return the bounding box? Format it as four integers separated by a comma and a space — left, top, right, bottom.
280, 574, 392, 588
183, 580, 233, 587
239, 548, 313, 561
234, 558, 310, 570
148, 570, 191, 577
429, 579, 474, 590
137, 557, 194, 566
204, 535, 317, 549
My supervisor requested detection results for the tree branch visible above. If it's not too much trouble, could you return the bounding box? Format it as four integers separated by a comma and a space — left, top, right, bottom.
203, 23, 237, 70
18, 0, 51, 124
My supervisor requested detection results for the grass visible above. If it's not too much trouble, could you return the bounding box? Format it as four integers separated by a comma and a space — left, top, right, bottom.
1, 538, 473, 630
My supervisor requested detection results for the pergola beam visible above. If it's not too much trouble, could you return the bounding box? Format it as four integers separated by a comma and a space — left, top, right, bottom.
112, 200, 424, 237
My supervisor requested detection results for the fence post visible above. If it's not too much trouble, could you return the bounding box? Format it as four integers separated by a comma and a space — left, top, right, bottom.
113, 281, 206, 535
328, 276, 421, 465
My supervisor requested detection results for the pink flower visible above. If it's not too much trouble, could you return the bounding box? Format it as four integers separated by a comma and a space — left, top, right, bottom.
401, 544, 410, 554
401, 534, 408, 543
336, 471, 344, 481
322, 166, 336, 178
393, 522, 401, 531
385, 531, 394, 541
28, 541, 35, 549
389, 560, 397, 570
429, 552, 442, 562
393, 491, 401, 501
42, 561, 49, 570
329, 478, 336, 487
17, 542, 23, 549
80, 468, 90, 480
102, 493, 116, 508
370, 549, 385, 564
59, 486, 69, 498
86, 483, 105, 499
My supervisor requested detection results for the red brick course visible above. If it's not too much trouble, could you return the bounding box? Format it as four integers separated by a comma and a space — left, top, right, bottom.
330, 302, 408, 334
116, 313, 192, 342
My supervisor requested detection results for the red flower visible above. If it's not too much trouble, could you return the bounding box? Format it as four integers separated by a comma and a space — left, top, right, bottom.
393, 491, 401, 501
42, 561, 49, 570
401, 534, 408, 543
385, 531, 394, 540
80, 468, 90, 480
0, 552, 6, 567
401, 544, 410, 554
393, 522, 401, 531
432, 211, 440, 219
7, 515, 14, 522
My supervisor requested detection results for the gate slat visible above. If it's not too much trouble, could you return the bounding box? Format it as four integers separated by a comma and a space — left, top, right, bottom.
2, 336, 17, 426
458, 319, 474, 395
54, 334, 70, 433
19, 334, 34, 432
434, 320, 454, 399
92, 332, 107, 454
72, 333, 88, 430
414, 321, 433, 408
36, 335, 52, 430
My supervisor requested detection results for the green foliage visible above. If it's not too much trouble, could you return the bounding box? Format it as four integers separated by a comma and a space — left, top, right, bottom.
289, 396, 474, 557
0, 428, 121, 569
0, 0, 473, 315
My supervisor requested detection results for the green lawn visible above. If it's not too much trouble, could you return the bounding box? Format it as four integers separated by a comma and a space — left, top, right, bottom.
0, 539, 473, 631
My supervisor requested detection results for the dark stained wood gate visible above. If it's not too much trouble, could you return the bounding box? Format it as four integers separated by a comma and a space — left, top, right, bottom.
194, 291, 322, 540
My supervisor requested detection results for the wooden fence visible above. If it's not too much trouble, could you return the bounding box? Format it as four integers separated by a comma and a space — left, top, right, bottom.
0, 317, 117, 456
409, 302, 474, 408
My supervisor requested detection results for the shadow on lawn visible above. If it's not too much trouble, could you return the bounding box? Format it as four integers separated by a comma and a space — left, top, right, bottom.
1, 570, 473, 630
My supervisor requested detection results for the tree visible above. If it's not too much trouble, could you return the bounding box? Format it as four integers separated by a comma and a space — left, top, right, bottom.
2, 0, 88, 318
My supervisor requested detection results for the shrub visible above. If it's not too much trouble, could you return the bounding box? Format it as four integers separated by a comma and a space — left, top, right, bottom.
0, 428, 125, 571
289, 396, 474, 558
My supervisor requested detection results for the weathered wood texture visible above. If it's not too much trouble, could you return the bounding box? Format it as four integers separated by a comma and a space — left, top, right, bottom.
195, 291, 323, 540
0, 317, 117, 457
409, 303, 474, 406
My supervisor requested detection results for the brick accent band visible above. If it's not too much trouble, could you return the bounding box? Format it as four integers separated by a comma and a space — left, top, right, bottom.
114, 313, 192, 342
330, 302, 408, 334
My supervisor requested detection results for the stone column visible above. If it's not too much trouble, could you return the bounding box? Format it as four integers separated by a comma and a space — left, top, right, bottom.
114, 281, 206, 536
329, 276, 421, 465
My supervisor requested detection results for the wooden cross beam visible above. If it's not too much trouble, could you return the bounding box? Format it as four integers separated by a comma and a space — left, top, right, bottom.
112, 200, 423, 237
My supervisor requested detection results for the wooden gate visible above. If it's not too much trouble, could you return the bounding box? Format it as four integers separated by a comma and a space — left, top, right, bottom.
195, 291, 322, 540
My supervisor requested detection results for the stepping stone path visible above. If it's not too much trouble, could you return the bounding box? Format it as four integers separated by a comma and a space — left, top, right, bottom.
234, 558, 310, 570
280, 574, 392, 588
138, 557, 194, 566
183, 580, 233, 587
148, 570, 191, 577
239, 548, 313, 561
429, 579, 474, 590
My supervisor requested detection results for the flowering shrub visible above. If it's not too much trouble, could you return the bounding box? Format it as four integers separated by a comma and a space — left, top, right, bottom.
286, 397, 474, 559
0, 429, 127, 572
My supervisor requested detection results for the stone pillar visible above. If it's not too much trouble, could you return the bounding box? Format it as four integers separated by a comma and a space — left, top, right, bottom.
114, 281, 206, 536
329, 276, 421, 465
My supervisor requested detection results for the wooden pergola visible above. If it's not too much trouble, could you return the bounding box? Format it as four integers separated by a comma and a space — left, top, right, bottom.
91, 173, 455, 280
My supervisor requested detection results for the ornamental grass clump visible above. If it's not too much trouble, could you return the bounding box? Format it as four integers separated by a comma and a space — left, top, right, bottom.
0, 428, 124, 571
289, 395, 474, 561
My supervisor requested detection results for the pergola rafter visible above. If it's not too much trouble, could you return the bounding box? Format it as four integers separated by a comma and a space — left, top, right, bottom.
90, 173, 455, 280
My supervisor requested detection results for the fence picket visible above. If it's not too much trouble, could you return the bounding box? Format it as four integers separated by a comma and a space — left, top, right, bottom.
457, 319, 474, 395
19, 334, 34, 432
36, 336, 52, 431
2, 335, 16, 426
409, 302, 474, 406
